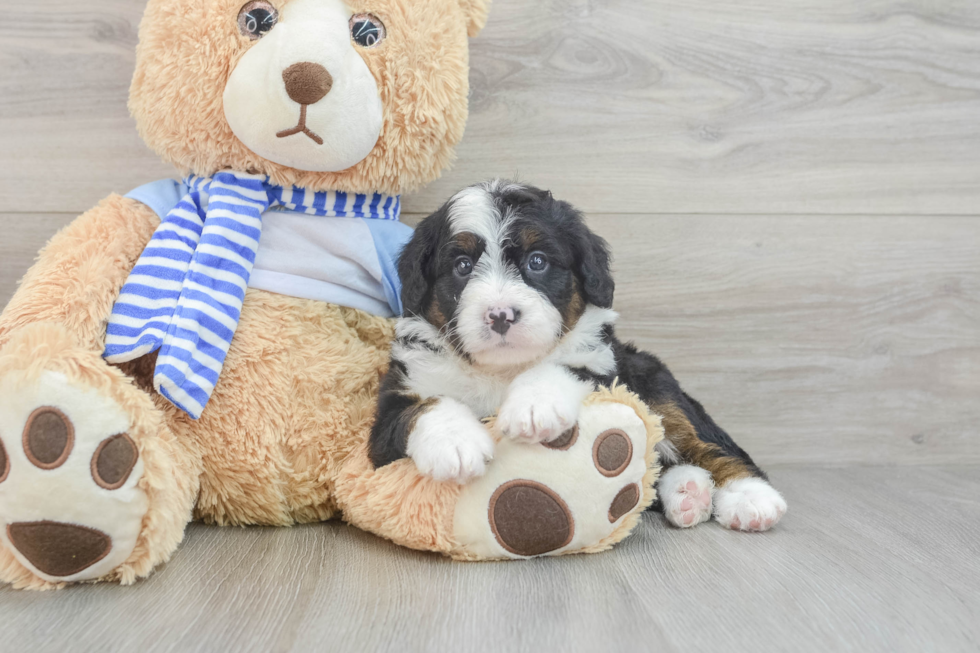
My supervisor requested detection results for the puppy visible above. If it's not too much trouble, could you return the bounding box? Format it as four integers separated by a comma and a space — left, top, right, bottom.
370, 180, 787, 532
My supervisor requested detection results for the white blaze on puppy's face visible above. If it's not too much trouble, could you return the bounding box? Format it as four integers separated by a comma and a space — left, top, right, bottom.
447, 185, 565, 368
223, 0, 384, 172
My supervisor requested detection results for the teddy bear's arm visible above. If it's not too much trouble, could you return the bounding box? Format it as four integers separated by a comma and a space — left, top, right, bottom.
0, 195, 159, 353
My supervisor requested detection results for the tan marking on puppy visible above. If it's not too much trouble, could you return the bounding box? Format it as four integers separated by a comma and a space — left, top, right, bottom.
518, 227, 541, 251
455, 232, 479, 253
651, 402, 753, 486
426, 295, 448, 330
560, 280, 587, 333
403, 395, 439, 431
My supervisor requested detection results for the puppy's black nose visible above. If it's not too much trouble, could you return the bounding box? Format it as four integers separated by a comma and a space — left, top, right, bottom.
486, 307, 519, 335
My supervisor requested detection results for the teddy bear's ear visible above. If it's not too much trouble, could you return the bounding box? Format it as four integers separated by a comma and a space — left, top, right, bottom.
458, 0, 491, 37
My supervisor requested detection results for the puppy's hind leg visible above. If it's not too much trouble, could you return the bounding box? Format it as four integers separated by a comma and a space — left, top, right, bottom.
656, 462, 714, 529
654, 399, 786, 532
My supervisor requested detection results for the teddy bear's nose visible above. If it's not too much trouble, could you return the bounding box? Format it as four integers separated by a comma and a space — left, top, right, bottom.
282, 62, 334, 106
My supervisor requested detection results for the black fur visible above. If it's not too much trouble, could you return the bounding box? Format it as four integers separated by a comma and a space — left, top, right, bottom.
369, 360, 431, 468
398, 204, 448, 318
569, 339, 766, 481
373, 180, 765, 496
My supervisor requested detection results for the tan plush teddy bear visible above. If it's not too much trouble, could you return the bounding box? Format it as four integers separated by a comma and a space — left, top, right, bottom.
0, 0, 662, 590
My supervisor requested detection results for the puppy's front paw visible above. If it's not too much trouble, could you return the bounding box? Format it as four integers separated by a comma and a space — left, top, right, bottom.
407, 399, 495, 484
496, 386, 582, 444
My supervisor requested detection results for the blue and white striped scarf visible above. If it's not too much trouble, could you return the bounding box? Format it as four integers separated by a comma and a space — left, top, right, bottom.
104, 171, 401, 419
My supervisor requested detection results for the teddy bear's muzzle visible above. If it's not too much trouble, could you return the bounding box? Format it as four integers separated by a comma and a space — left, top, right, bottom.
276, 62, 334, 145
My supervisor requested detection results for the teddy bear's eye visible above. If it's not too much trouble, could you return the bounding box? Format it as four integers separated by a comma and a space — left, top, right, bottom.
349, 14, 386, 48
238, 1, 279, 40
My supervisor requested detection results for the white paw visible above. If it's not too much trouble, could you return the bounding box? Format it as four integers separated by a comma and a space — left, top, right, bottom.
496, 365, 592, 443
407, 398, 495, 484
713, 477, 787, 532
0, 371, 147, 582
658, 465, 714, 528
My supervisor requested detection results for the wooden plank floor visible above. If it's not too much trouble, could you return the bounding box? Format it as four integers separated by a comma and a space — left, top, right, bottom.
2, 466, 979, 653
2, 0, 979, 651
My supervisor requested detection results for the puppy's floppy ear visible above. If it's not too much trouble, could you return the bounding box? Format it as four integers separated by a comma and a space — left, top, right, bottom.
398, 208, 446, 317
571, 217, 615, 309
458, 0, 491, 37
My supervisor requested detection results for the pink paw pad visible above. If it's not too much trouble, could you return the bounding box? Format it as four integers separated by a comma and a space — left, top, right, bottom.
676, 480, 712, 525
714, 477, 788, 532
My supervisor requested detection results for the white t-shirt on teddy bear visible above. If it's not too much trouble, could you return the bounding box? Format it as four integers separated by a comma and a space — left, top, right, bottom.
125, 178, 411, 318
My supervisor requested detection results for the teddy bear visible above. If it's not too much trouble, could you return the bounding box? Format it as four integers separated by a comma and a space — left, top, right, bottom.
0, 0, 663, 590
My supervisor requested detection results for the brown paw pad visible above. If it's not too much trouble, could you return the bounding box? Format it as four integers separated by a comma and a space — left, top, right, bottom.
488, 480, 575, 556
91, 434, 138, 490
23, 407, 74, 470
0, 436, 9, 483
592, 428, 632, 477
6, 521, 111, 577
542, 424, 578, 450
609, 483, 640, 522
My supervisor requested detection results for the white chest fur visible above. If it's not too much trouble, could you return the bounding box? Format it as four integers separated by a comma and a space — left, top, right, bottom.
393, 306, 620, 418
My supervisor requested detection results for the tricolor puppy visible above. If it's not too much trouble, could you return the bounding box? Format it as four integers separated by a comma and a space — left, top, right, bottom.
370, 181, 787, 532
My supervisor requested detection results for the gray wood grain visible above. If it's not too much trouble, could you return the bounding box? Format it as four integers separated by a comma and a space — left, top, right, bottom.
0, 214, 75, 305
593, 213, 980, 466
1, 465, 978, 652
4, 212, 977, 465
3, 1, 980, 215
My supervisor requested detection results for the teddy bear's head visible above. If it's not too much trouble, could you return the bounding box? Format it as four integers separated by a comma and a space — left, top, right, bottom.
130, 0, 490, 195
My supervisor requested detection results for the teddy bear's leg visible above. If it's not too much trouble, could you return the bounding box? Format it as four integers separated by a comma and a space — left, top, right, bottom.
0, 197, 201, 589
333, 386, 662, 559
0, 195, 160, 355
0, 326, 201, 589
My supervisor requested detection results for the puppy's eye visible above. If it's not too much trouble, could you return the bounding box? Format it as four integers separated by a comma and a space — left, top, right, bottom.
238, 1, 278, 40
350, 14, 386, 48
454, 256, 473, 277
527, 252, 549, 273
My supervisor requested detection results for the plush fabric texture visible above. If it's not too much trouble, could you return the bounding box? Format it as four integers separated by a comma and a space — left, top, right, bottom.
0, 322, 200, 591
131, 0, 485, 195
0, 196, 657, 587
0, 370, 148, 583
104, 171, 401, 418
0, 195, 160, 355
0, 0, 659, 590
450, 385, 663, 561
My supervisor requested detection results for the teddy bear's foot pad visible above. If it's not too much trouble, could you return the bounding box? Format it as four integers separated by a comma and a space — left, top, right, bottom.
453, 401, 650, 559
6, 521, 111, 577
0, 372, 147, 582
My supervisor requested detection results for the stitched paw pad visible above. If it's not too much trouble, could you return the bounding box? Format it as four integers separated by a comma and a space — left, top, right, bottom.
0, 372, 147, 582
453, 401, 650, 559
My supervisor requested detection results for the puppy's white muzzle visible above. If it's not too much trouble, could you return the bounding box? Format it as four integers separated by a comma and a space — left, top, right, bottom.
457, 272, 563, 368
